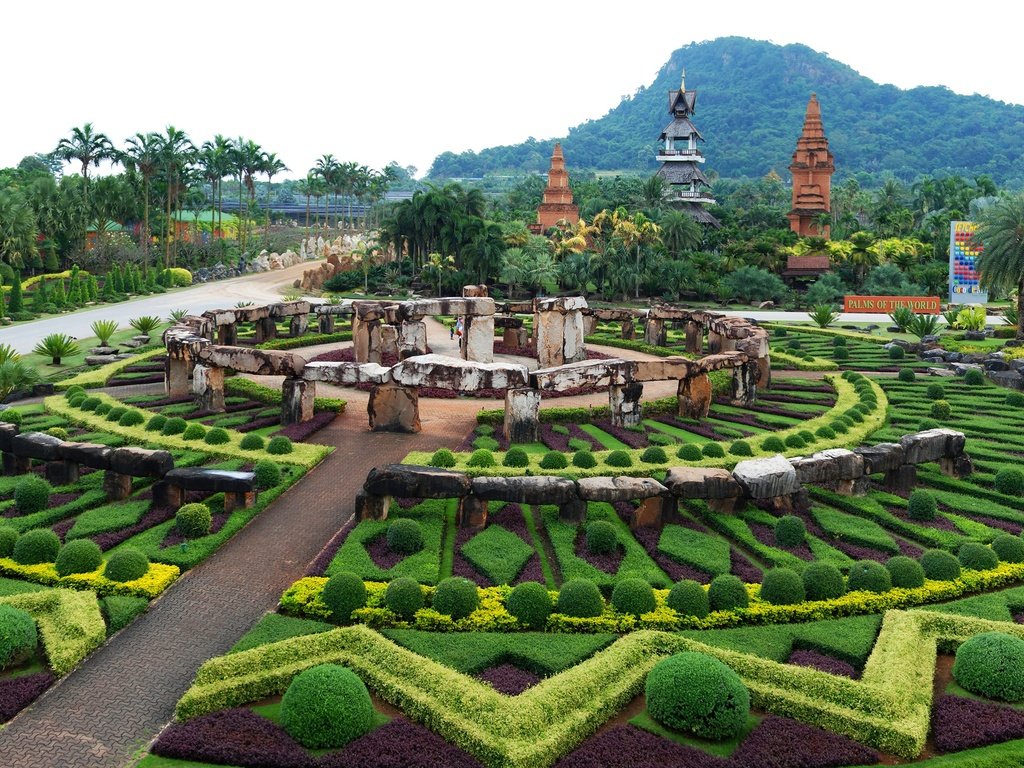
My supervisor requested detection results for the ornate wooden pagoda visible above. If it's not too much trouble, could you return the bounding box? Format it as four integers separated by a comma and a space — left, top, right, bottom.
530, 143, 579, 234
787, 93, 835, 237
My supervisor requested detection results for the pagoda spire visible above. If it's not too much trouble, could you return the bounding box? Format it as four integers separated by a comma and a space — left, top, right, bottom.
531, 143, 579, 234
787, 93, 835, 238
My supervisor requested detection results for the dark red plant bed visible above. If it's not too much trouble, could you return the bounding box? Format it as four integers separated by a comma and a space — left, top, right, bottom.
555, 724, 728, 768
476, 663, 541, 695
91, 503, 178, 551
235, 416, 281, 433
310, 347, 402, 368
306, 519, 356, 577
728, 714, 879, 767
107, 374, 165, 386
365, 532, 407, 570
574, 529, 623, 574
51, 517, 77, 542
0, 671, 55, 722
932, 694, 1024, 752
591, 420, 649, 449
273, 411, 337, 442
883, 505, 960, 534
162, 511, 230, 548
456, 430, 510, 453
758, 392, 836, 407
730, 548, 763, 583
787, 649, 858, 679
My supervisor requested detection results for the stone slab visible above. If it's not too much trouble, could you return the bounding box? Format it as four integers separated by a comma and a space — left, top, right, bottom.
663, 467, 743, 499
732, 455, 801, 498
576, 476, 668, 502
469, 476, 578, 504
364, 464, 471, 498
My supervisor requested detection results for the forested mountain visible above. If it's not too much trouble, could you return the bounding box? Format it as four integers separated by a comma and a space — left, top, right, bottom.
428, 37, 1024, 186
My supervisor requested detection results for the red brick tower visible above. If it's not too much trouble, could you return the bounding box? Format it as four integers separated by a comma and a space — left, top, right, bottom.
532, 143, 579, 234
787, 94, 835, 238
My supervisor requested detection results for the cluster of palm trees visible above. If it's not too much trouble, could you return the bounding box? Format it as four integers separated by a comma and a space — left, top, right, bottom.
296, 157, 396, 233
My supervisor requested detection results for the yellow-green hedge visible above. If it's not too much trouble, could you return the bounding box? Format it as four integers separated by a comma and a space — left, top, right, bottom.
56, 347, 164, 391
0, 557, 180, 599
0, 588, 106, 674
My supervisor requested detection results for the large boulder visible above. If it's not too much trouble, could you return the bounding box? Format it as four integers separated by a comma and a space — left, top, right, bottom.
390, 355, 528, 391
576, 476, 668, 502
732, 455, 801, 499
663, 467, 743, 499
163, 468, 255, 493
57, 442, 113, 470
0, 423, 18, 453
855, 443, 904, 474
108, 447, 174, 477
470, 476, 577, 504
900, 429, 966, 465
364, 464, 470, 498
11, 432, 64, 461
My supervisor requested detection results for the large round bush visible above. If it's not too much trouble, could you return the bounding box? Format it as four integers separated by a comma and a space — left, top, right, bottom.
539, 451, 568, 469
161, 417, 187, 435
921, 549, 961, 581
993, 534, 1024, 564
175, 503, 212, 539
645, 652, 750, 739
12, 529, 60, 565
964, 368, 986, 386
0, 605, 37, 670
119, 410, 145, 427
503, 448, 529, 468
930, 400, 952, 420
885, 555, 925, 588
0, 526, 17, 558
54, 539, 102, 576
467, 449, 495, 468
774, 515, 805, 548
585, 520, 617, 555
605, 450, 632, 468
802, 562, 847, 601
758, 568, 805, 605
995, 468, 1024, 496
103, 548, 149, 582
847, 560, 892, 593
729, 440, 753, 457
556, 579, 604, 618
760, 436, 785, 453
953, 632, 1024, 702
667, 579, 709, 618
281, 664, 374, 748
384, 577, 423, 620
267, 436, 293, 455
428, 448, 456, 468
677, 444, 703, 461
611, 578, 656, 617
572, 450, 597, 468
322, 572, 366, 623
702, 442, 726, 458
105, 406, 126, 422
432, 577, 479, 620
145, 414, 167, 432
15, 476, 51, 515
907, 490, 937, 522
1007, 391, 1024, 408
959, 542, 998, 571
640, 446, 668, 464
386, 518, 424, 555
253, 460, 282, 490
507, 581, 552, 629
240, 433, 265, 451
181, 423, 206, 441
898, 368, 916, 383
203, 427, 230, 445
888, 345, 905, 360
927, 383, 946, 400
708, 574, 749, 611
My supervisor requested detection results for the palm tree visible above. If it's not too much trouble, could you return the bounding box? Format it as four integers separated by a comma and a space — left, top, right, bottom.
314, 154, 340, 227
157, 126, 195, 268
639, 175, 667, 211
199, 135, 233, 241
658, 209, 702, 257
233, 139, 263, 252
122, 132, 162, 262
261, 151, 288, 243
0, 189, 39, 270
976, 195, 1024, 339
53, 123, 115, 209
297, 173, 316, 234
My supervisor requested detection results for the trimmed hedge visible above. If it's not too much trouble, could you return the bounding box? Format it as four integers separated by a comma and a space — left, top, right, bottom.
506, 581, 552, 629
708, 574, 748, 611
103, 548, 150, 583
802, 562, 847, 601
175, 503, 212, 539
667, 579, 710, 618
54, 538, 102, 577
12, 529, 61, 565
14, 476, 51, 515
384, 577, 424, 620
0, 604, 37, 669
585, 521, 617, 555
432, 577, 479, 620
959, 542, 999, 571
886, 556, 925, 589
611, 578, 656, 617
386, 519, 424, 555
557, 579, 604, 618
758, 568, 805, 605
847, 560, 892, 593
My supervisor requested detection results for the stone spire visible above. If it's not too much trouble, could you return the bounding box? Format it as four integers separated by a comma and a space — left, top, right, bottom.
532, 143, 579, 234
787, 93, 835, 238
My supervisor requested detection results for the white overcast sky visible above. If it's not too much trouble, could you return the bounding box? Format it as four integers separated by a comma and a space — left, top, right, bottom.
2, 0, 1018, 179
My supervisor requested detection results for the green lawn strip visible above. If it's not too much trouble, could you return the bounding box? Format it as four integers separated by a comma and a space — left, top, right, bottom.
54, 345, 166, 391
439, 497, 459, 580
657, 524, 732, 576
135, 757, 226, 768
578, 423, 631, 450
809, 504, 900, 555
8, 488, 109, 533
930, 489, 1024, 526
809, 489, 964, 550
66, 500, 150, 539
0, 576, 47, 595
522, 505, 558, 590
642, 419, 707, 444
740, 506, 854, 570
918, 466, 1024, 513
630, 711, 760, 756
230, 613, 334, 654
696, 505, 803, 571
941, 513, 1004, 542
461, 524, 534, 585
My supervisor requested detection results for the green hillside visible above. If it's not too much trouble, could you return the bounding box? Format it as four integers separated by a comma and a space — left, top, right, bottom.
428, 37, 1024, 186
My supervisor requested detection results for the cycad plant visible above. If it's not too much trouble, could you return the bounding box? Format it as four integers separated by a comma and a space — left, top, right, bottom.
168, 308, 188, 323
90, 319, 118, 346
808, 304, 840, 329
888, 306, 914, 332
942, 306, 961, 328
0, 357, 37, 399
33, 333, 78, 365
907, 313, 940, 339
129, 315, 161, 337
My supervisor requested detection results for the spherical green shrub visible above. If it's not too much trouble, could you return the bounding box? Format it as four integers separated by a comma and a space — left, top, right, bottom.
959, 542, 998, 571
831, 335, 846, 347
267, 436, 293, 455
802, 562, 847, 601
240, 433, 265, 451
280, 664, 374, 749
833, 347, 849, 360
181, 423, 206, 441
888, 345, 905, 360
992, 534, 1024, 564
506, 581, 552, 629
761, 436, 785, 453
94, 402, 112, 416
503, 448, 529, 467
14, 476, 51, 515
103, 548, 149, 582
145, 414, 167, 432
965, 368, 985, 386
677, 444, 703, 461
885, 555, 925, 588
784, 433, 806, 449
927, 383, 946, 400
847, 560, 892, 593
428, 448, 456, 468
953, 632, 1024, 702
907, 490, 937, 521
175, 503, 212, 538
105, 406, 126, 422
540, 451, 568, 469
203, 427, 230, 445
995, 468, 1024, 496
118, 410, 145, 427
930, 400, 952, 420
467, 449, 496, 468
921, 549, 961, 581
667, 579, 710, 618
0, 409, 23, 425
586, 520, 618, 555
775, 328, 788, 338
572, 450, 597, 468
54, 538, 103, 577
556, 578, 604, 618
12, 529, 60, 565
815, 426, 836, 440
898, 367, 916, 382
322, 572, 367, 623
432, 576, 479, 620
80, 397, 101, 412
774, 515, 806, 548
787, 339, 801, 350
1007, 391, 1024, 408
918, 419, 940, 431
68, 394, 87, 408
702, 442, 726, 458
0, 605, 37, 670
64, 385, 85, 400
708, 574, 749, 611
161, 417, 187, 435
645, 652, 750, 739
830, 420, 849, 434
758, 568, 805, 605
384, 577, 424, 620
253, 460, 282, 490
605, 450, 632, 468
386, 519, 424, 555
612, 578, 656, 617
729, 440, 752, 456
0, 527, 17, 558
640, 446, 668, 464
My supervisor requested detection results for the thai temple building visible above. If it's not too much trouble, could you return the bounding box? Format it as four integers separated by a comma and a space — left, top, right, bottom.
655, 71, 720, 227
787, 94, 835, 237
530, 143, 579, 234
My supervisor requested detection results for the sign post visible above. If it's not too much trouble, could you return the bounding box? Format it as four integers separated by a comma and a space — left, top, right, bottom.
949, 221, 987, 304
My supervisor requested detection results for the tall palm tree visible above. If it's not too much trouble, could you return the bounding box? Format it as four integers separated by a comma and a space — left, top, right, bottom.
233, 139, 263, 252
53, 123, 115, 209
157, 126, 195, 268
122, 131, 162, 262
314, 154, 340, 228
976, 195, 1024, 339
297, 173, 315, 234
658, 209, 702, 257
0, 189, 39, 270
199, 135, 233, 241
261, 151, 288, 243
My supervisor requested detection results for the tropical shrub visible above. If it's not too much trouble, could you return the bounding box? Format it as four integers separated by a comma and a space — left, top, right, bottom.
506, 581, 552, 629
14, 476, 50, 515
926, 383, 946, 400
930, 400, 952, 419
887, 345, 905, 360
432, 577, 479, 620
908, 313, 940, 339
807, 304, 839, 328
119, 410, 144, 427
677, 444, 703, 461
640, 446, 668, 464
959, 542, 998, 571
995, 468, 1024, 496
728, 440, 752, 456
605, 450, 632, 468
90, 319, 118, 346
847, 560, 892, 593
556, 579, 604, 618
784, 434, 805, 449
384, 578, 424, 620
503, 448, 529, 468
129, 315, 161, 336
32, 333, 78, 365
280, 664, 374, 748
321, 572, 367, 623
667, 579, 709, 618
702, 442, 726, 458
585, 521, 618, 555
572, 450, 597, 468
0, 605, 37, 669
145, 414, 167, 432
888, 307, 914, 332
105, 406, 126, 422
161, 417, 187, 435
953, 632, 1024, 702
802, 562, 847, 601
993, 534, 1024, 564
898, 368, 916, 382
267, 436, 293, 455
54, 538, 103, 577
203, 427, 230, 445
240, 433, 265, 451
539, 451, 568, 469
645, 652, 750, 739
907, 490, 937, 521
708, 574, 748, 611
386, 519, 423, 555
761, 436, 785, 452
611, 578, 656, 617
253, 460, 282, 490
175, 503, 212, 538
12, 528, 60, 565
964, 368, 985, 386
885, 555, 925, 588
921, 549, 961, 581
758, 568, 805, 605
182, 423, 206, 441
774, 515, 805, 547
161, 267, 193, 287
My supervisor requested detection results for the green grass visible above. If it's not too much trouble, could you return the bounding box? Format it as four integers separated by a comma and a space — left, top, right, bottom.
657, 524, 732, 576
229, 613, 334, 654
461, 523, 535, 585
578, 424, 631, 451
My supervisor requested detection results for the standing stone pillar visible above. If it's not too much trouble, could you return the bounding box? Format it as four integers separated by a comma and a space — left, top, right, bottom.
621, 319, 635, 340
318, 314, 335, 334
289, 314, 309, 337
677, 373, 712, 419
609, 383, 644, 428
254, 317, 278, 343
380, 324, 399, 358
368, 383, 421, 433
457, 494, 488, 528
398, 320, 427, 359
684, 321, 702, 354
355, 491, 391, 521
583, 314, 597, 336
503, 388, 541, 443
281, 378, 315, 425
463, 315, 495, 363
731, 362, 758, 407
720, 335, 738, 353
217, 324, 238, 346
536, 298, 587, 367
45, 461, 79, 486
756, 355, 772, 391
707, 330, 724, 354
353, 316, 382, 364
166, 349, 194, 397
192, 364, 226, 412
644, 318, 666, 347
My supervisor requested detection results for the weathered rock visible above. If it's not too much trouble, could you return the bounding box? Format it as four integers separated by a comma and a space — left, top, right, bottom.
462, 284, 488, 298
198, 346, 306, 377
0, 423, 18, 453
390, 354, 528, 391
163, 468, 255, 492
401, 298, 496, 318
576, 476, 668, 502
643, 318, 666, 347
663, 467, 743, 499
457, 494, 488, 528
855, 443, 904, 474
108, 447, 174, 477
470, 476, 577, 504
536, 298, 587, 367
732, 455, 801, 499
609, 383, 643, 427
11, 432, 65, 461
815, 448, 864, 480
89, 346, 119, 356
103, 471, 133, 500
884, 464, 918, 493
532, 358, 630, 390
462, 314, 494, 363
368, 383, 420, 433
192, 364, 225, 412
355, 491, 391, 521
900, 429, 966, 464
45, 460, 79, 485
281, 378, 315, 425
364, 464, 471, 498
398, 321, 428, 359
730, 361, 758, 406
677, 373, 712, 419
57, 442, 112, 469
989, 370, 1024, 390
927, 367, 956, 377
503, 388, 540, 444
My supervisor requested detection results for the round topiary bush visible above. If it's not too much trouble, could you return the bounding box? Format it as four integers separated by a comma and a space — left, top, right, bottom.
118, 410, 145, 427
0, 605, 37, 670
386, 518, 424, 555
965, 368, 985, 386
701, 442, 726, 458
787, 339, 801, 350
14, 476, 51, 515
667, 579, 710, 618
203, 427, 230, 445
847, 560, 892, 593
103, 548, 149, 582
92, 402, 110, 416
898, 368, 916, 383
758, 568, 805, 605
182, 423, 206, 441
830, 420, 849, 434
321, 572, 367, 623
0, 526, 17, 558
253, 460, 282, 490
802, 562, 847, 601
784, 433, 806, 449
774, 515, 806, 548
612, 578, 656, 617
775, 328, 788, 338
907, 490, 937, 521
885, 555, 925, 589
539, 451, 568, 469
1007, 391, 1024, 408
959, 542, 999, 571
68, 394, 86, 408
432, 576, 479, 620
428, 448, 456, 468
64, 385, 85, 399
927, 383, 946, 400
12, 529, 60, 565
995, 468, 1024, 496
80, 397, 101, 412
467, 449, 496, 468
586, 520, 618, 555
645, 652, 750, 739
556, 578, 604, 618
507, 581, 552, 629
161, 417, 187, 436
280, 664, 374, 749
503, 447, 529, 468
54, 538, 102, 576
992, 534, 1024, 564
267, 436, 293, 455
145, 414, 167, 432
640, 446, 668, 464
831, 335, 846, 347
729, 440, 753, 457
761, 436, 786, 453
815, 426, 837, 440
105, 406, 126, 422
930, 400, 952, 420
888, 345, 905, 360
833, 347, 849, 360
240, 433, 265, 451
953, 632, 1024, 702
572, 450, 597, 468
677, 444, 703, 461
49, 425, 73, 441
921, 549, 961, 581
0, 409, 23, 424
175, 503, 212, 538
605, 450, 633, 468
918, 419, 940, 431
384, 577, 424, 620
708, 574, 749, 611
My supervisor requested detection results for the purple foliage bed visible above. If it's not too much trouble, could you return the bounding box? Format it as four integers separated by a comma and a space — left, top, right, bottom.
932, 694, 1024, 752
0, 672, 54, 722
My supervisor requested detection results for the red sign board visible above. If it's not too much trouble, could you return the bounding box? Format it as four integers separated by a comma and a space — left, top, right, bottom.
843, 296, 941, 314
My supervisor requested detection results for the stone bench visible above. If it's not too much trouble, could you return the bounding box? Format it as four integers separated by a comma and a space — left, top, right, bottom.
153, 468, 256, 512
577, 476, 670, 529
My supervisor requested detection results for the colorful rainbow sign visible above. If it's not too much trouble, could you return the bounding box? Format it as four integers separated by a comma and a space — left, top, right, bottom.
949, 221, 987, 304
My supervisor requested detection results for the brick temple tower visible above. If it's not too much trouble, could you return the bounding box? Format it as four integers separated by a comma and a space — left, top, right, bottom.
655, 70, 720, 227
531, 143, 579, 234
787, 94, 835, 238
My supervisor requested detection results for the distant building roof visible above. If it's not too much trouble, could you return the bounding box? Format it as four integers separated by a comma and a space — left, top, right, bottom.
174, 210, 240, 224
783, 254, 831, 277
